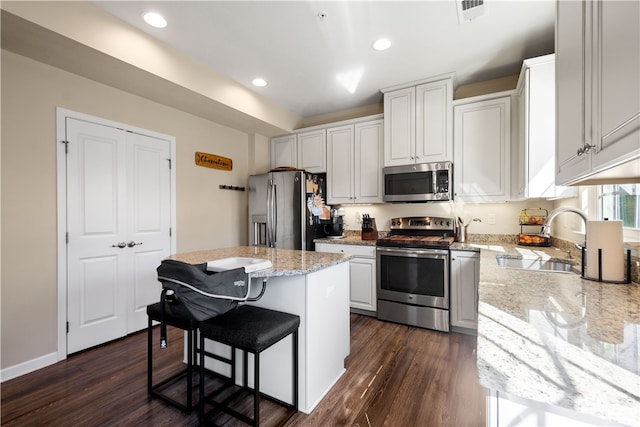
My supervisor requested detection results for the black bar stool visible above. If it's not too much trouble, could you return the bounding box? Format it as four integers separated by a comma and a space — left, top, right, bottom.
147, 302, 199, 413
198, 305, 300, 427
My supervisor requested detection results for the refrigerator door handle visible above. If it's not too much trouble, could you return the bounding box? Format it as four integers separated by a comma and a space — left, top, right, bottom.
266, 179, 273, 247
272, 184, 278, 247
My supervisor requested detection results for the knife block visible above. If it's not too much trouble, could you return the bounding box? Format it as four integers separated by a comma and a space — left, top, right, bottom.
361, 218, 378, 240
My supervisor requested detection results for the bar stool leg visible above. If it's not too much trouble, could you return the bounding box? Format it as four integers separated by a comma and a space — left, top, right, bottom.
293, 330, 298, 411
186, 328, 193, 410
147, 316, 153, 394
254, 351, 260, 427
199, 331, 205, 422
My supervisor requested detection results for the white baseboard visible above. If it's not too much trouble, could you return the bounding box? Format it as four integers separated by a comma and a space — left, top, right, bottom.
1, 352, 58, 382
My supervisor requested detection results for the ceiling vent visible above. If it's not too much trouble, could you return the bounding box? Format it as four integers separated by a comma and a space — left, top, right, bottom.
457, 0, 485, 24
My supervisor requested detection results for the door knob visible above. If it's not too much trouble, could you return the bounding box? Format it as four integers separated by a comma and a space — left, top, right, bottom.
127, 241, 143, 248
112, 242, 127, 248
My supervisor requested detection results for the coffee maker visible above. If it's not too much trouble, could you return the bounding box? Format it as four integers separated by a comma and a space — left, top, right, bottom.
323, 208, 345, 237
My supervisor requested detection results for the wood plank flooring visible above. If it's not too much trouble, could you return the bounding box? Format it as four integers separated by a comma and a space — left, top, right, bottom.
1, 314, 486, 426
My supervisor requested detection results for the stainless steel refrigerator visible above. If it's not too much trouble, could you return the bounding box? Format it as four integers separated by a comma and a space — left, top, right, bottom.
249, 171, 327, 250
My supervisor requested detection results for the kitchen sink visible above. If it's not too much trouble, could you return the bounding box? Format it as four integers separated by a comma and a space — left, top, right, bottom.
496, 255, 576, 273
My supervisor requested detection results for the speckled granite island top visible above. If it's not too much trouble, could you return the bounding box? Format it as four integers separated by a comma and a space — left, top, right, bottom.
168, 246, 352, 278
314, 232, 378, 246
474, 243, 640, 426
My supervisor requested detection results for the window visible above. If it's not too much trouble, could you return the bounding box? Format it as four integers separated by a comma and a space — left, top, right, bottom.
598, 184, 640, 229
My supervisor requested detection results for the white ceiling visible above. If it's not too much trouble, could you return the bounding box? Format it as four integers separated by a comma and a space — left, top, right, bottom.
91, 1, 555, 119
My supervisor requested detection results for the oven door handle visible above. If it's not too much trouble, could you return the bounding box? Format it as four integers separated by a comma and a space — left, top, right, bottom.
376, 247, 449, 257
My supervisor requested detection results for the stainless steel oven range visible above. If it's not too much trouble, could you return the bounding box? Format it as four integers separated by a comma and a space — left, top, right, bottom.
376, 216, 455, 332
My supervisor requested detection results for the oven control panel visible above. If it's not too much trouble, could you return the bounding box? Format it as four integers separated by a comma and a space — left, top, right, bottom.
389, 216, 453, 231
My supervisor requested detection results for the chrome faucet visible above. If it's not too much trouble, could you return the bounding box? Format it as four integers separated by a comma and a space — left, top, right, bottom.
541, 207, 588, 248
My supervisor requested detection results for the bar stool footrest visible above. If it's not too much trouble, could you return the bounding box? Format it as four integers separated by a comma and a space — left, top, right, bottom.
200, 384, 297, 427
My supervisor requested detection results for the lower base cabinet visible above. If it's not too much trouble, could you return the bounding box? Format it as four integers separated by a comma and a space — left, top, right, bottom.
315, 243, 376, 314
450, 250, 479, 333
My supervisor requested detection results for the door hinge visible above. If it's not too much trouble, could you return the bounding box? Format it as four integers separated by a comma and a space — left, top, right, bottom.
66, 232, 69, 244
66, 321, 69, 334
61, 140, 69, 154
169, 227, 172, 237
167, 158, 172, 170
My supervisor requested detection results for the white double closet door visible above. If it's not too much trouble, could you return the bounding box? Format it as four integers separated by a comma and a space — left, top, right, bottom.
65, 117, 172, 354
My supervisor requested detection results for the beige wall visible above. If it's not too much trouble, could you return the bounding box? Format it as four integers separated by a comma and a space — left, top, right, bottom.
1, 50, 260, 369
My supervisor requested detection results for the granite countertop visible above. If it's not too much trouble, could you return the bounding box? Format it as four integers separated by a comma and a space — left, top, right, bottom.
168, 246, 352, 278
474, 243, 640, 426
314, 231, 378, 246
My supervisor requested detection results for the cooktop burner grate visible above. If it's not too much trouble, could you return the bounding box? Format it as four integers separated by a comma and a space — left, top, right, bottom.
376, 216, 455, 249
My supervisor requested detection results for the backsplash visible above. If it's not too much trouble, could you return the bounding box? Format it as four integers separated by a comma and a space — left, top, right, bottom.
337, 200, 555, 235
464, 233, 519, 244
336, 201, 640, 284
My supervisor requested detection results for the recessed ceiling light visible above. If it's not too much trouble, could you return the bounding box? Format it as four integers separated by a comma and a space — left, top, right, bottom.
143, 12, 167, 28
252, 78, 268, 87
372, 38, 391, 51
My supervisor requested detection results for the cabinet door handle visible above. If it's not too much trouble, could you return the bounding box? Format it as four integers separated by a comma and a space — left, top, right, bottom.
576, 143, 596, 156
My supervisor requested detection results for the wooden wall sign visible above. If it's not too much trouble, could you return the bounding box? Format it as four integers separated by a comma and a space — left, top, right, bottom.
195, 152, 233, 171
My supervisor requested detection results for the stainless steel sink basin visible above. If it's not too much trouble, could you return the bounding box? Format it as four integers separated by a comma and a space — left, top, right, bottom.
496, 256, 576, 273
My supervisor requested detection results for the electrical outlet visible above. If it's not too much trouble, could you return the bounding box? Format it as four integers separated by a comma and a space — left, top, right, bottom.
488, 213, 496, 225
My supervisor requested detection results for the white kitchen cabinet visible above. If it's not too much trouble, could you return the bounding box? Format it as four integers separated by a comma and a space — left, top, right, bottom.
354, 120, 384, 203
383, 87, 414, 167
326, 125, 353, 204
271, 130, 327, 172
512, 54, 577, 200
297, 129, 326, 173
327, 119, 383, 205
454, 96, 511, 202
555, 0, 640, 185
383, 77, 453, 167
450, 250, 479, 333
416, 80, 454, 163
315, 243, 377, 313
270, 134, 297, 169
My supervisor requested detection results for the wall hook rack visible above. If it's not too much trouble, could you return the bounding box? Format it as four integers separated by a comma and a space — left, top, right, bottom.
219, 185, 245, 192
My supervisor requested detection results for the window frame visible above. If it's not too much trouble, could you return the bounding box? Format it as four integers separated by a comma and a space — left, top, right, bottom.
592, 185, 640, 243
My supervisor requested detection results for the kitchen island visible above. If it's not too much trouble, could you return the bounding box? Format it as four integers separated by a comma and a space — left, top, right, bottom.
467, 243, 640, 426
168, 246, 352, 414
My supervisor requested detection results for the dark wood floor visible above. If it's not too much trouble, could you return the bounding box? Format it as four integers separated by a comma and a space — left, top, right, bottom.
1, 314, 486, 426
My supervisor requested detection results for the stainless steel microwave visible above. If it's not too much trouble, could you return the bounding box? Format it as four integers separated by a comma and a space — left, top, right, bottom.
383, 162, 453, 202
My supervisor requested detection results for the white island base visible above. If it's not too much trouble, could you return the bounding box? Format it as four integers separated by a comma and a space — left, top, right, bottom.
200, 261, 350, 414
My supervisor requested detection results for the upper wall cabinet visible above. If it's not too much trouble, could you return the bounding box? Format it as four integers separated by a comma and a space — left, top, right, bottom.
270, 134, 297, 170
327, 119, 383, 205
297, 129, 326, 173
556, 0, 640, 185
382, 76, 454, 167
512, 54, 577, 200
270, 129, 327, 173
454, 95, 511, 202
